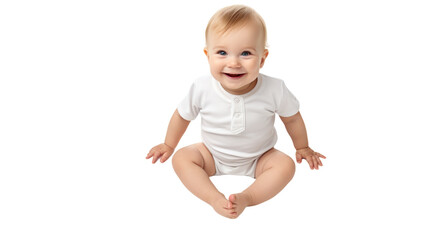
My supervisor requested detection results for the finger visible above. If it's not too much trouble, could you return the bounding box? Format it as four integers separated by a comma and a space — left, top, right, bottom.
310, 156, 315, 170
160, 153, 167, 163
146, 148, 155, 159
316, 152, 326, 159
316, 156, 323, 167
296, 153, 302, 164
152, 152, 161, 164
307, 158, 314, 169
160, 152, 171, 163
313, 156, 319, 170
309, 156, 315, 170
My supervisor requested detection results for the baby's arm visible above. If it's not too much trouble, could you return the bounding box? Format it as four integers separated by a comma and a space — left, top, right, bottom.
146, 109, 190, 163
280, 112, 326, 170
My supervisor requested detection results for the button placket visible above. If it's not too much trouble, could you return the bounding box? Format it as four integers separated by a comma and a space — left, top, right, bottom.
231, 97, 245, 134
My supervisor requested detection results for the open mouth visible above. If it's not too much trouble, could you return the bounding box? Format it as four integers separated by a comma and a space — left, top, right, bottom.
224, 73, 246, 78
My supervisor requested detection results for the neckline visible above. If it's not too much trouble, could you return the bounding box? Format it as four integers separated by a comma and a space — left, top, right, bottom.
212, 74, 263, 100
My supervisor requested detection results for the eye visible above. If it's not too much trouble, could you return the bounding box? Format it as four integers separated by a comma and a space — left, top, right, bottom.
217, 50, 227, 56
241, 51, 251, 56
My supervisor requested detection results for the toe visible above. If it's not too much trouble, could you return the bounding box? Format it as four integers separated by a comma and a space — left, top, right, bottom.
229, 194, 237, 204
227, 200, 233, 209
228, 194, 238, 209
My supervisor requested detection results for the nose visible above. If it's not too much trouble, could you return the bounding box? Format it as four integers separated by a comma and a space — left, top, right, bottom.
227, 56, 241, 68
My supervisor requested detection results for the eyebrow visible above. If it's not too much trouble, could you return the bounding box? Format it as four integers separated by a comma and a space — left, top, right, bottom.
243, 47, 257, 51
212, 46, 257, 51
212, 46, 227, 49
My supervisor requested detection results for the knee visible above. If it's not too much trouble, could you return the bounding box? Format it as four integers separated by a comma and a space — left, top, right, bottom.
172, 148, 186, 170
172, 146, 203, 170
278, 155, 296, 178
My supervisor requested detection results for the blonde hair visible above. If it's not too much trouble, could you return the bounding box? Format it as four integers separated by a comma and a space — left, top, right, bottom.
205, 5, 267, 48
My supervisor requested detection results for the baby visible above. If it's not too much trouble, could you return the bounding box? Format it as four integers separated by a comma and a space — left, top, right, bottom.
146, 5, 326, 219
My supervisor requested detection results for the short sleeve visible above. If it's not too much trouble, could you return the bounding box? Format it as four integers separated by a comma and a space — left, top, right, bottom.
276, 81, 300, 117
177, 82, 201, 121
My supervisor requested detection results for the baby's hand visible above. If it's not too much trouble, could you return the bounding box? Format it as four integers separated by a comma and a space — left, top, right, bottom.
146, 143, 174, 164
296, 147, 326, 170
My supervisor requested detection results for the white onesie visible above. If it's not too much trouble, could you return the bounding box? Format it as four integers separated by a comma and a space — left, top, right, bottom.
177, 74, 299, 178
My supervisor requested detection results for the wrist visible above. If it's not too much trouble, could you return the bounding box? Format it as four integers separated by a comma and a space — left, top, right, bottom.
296, 146, 309, 151
164, 142, 175, 150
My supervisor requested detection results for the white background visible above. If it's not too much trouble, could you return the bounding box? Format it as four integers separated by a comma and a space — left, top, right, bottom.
1, 0, 428, 239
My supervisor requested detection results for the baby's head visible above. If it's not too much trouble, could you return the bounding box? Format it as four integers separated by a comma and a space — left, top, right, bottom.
205, 5, 267, 50
204, 5, 269, 95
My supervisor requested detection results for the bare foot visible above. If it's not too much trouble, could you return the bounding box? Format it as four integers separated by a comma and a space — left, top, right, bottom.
210, 195, 236, 219
228, 193, 252, 218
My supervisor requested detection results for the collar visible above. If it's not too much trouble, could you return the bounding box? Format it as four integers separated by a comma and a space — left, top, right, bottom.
211, 74, 263, 102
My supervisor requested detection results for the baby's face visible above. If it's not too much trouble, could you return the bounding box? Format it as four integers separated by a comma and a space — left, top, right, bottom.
204, 21, 268, 95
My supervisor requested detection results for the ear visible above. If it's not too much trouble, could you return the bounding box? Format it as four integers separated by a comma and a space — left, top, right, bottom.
259, 49, 269, 68
204, 47, 209, 59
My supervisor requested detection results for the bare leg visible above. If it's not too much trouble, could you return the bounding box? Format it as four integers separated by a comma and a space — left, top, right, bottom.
228, 148, 296, 218
172, 143, 236, 218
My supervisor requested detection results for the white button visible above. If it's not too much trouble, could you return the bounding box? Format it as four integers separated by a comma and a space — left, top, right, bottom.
235, 113, 241, 117
234, 98, 240, 103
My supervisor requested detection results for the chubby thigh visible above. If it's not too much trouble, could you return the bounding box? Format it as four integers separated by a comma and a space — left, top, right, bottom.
174, 142, 217, 177
254, 148, 296, 179
255, 148, 295, 180
173, 143, 295, 179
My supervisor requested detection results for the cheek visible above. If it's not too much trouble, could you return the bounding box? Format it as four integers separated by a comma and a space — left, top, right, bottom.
209, 59, 223, 70
245, 59, 261, 70
208, 60, 221, 75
